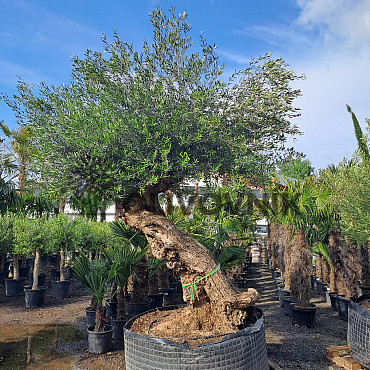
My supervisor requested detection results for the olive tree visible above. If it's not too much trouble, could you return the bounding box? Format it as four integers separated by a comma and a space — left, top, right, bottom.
8, 7, 302, 328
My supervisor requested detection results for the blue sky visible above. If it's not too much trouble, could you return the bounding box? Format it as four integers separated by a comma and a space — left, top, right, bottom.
1, 0, 370, 170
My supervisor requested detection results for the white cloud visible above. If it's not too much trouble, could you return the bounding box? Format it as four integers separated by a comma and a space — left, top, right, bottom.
295, 0, 370, 52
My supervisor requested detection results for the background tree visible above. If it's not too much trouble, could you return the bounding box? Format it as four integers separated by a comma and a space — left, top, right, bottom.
6, 7, 303, 328
279, 154, 314, 180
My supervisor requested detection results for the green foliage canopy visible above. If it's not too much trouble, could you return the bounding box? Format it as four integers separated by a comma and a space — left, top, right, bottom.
11, 7, 302, 203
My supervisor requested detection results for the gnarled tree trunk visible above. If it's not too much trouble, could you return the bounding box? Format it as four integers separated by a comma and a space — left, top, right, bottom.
120, 191, 259, 329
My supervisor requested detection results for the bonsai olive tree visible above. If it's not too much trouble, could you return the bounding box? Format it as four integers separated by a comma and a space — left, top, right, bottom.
8, 8, 302, 328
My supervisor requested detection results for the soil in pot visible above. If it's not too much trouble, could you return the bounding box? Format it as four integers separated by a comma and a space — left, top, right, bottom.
51, 279, 72, 298
87, 325, 114, 354
24, 286, 47, 308
291, 304, 317, 328
5, 277, 27, 297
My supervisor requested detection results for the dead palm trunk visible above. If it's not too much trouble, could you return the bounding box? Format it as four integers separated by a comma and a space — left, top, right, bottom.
120, 190, 260, 329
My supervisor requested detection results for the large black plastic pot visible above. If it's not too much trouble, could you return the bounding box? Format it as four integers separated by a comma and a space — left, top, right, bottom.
86, 308, 96, 328
87, 325, 114, 354
277, 287, 290, 308
5, 277, 27, 296
28, 273, 46, 287
148, 293, 163, 309
348, 299, 370, 369
50, 269, 60, 281
282, 296, 297, 317
105, 301, 118, 319
124, 306, 269, 370
0, 271, 9, 285
19, 267, 30, 278
359, 286, 370, 296
112, 319, 127, 341
336, 295, 349, 321
316, 281, 328, 296
85, 307, 108, 328
51, 279, 72, 298
234, 279, 247, 289
329, 293, 338, 311
159, 288, 176, 306
291, 304, 317, 328
24, 286, 47, 307
310, 275, 316, 291
126, 299, 153, 317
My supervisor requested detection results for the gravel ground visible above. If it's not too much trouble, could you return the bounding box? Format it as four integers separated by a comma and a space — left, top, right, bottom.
0, 265, 349, 369
245, 262, 348, 370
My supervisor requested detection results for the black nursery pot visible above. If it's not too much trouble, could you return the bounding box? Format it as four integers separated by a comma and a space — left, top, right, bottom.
51, 279, 72, 298
282, 296, 297, 317
125, 299, 153, 318
5, 277, 27, 296
0, 271, 9, 285
159, 288, 176, 306
329, 293, 338, 311
87, 325, 114, 354
148, 293, 163, 309
336, 295, 349, 321
24, 286, 47, 308
105, 301, 118, 319
112, 319, 127, 341
28, 273, 46, 287
291, 304, 317, 328
50, 269, 60, 281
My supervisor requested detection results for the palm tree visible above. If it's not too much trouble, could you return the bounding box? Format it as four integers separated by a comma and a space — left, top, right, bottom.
72, 254, 110, 332
104, 242, 148, 320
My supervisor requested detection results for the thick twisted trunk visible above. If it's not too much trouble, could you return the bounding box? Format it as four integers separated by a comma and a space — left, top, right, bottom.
121, 193, 259, 328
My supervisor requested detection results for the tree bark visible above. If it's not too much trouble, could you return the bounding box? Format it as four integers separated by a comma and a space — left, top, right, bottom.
59, 249, 65, 282
116, 287, 127, 321
360, 243, 370, 286
131, 256, 149, 303
329, 229, 345, 295
283, 228, 293, 290
32, 246, 41, 290
121, 192, 260, 328
289, 231, 311, 307
13, 254, 20, 280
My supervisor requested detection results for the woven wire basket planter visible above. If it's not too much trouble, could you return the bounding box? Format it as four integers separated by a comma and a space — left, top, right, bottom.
124, 306, 269, 370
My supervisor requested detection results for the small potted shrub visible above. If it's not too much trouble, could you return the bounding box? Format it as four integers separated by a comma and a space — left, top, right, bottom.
72, 253, 113, 354
13, 215, 50, 307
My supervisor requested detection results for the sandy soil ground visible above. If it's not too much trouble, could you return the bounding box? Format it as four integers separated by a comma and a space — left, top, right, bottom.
0, 264, 349, 369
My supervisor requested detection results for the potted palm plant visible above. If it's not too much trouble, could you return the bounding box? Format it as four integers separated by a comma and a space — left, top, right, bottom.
72, 253, 113, 354
104, 241, 148, 340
